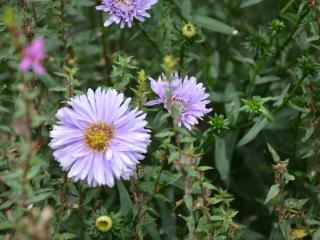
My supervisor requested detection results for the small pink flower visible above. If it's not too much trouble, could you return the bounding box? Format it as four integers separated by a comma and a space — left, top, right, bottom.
19, 37, 46, 75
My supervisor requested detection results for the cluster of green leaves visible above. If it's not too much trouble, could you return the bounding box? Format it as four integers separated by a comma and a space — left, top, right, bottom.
0, 0, 320, 239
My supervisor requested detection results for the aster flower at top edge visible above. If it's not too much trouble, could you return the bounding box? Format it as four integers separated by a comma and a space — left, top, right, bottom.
96, 0, 158, 28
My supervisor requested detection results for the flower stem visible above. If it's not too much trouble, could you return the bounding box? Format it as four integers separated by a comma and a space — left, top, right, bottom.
275, 7, 310, 58
180, 45, 185, 72
136, 23, 162, 57
273, 74, 307, 113
99, 12, 111, 85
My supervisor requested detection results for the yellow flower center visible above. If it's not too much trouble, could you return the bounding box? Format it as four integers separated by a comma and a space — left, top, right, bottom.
117, 0, 132, 7
182, 23, 197, 38
84, 121, 114, 152
95, 215, 113, 232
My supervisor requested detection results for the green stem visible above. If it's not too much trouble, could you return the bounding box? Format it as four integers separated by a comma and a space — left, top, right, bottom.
275, 8, 310, 58
246, 55, 267, 95
246, 32, 277, 95
180, 45, 185, 72
280, 0, 297, 14
169, 0, 188, 22
273, 74, 307, 113
136, 23, 162, 57
99, 12, 111, 85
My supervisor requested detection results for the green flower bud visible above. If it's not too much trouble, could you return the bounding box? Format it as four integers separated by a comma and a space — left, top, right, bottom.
209, 114, 229, 133
95, 215, 113, 232
137, 69, 147, 83
182, 23, 197, 39
297, 56, 318, 77
163, 55, 177, 73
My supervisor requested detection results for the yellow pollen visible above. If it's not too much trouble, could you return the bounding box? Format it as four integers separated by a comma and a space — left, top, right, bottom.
84, 121, 114, 152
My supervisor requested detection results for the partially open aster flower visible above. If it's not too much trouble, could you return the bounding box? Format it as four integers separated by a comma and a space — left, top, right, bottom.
49, 88, 151, 187
96, 0, 158, 28
146, 73, 212, 130
19, 37, 46, 75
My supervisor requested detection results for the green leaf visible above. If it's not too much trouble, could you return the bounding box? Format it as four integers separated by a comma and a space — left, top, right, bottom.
214, 136, 230, 183
225, 83, 240, 125
27, 190, 52, 204
0, 200, 12, 210
240, 0, 265, 8
0, 221, 11, 230
279, 220, 291, 240
49, 86, 67, 92
194, 15, 237, 35
256, 76, 281, 85
203, 182, 217, 190
183, 194, 193, 211
197, 166, 214, 172
117, 181, 133, 216
267, 143, 280, 163
237, 117, 268, 148
53, 233, 77, 240
155, 131, 174, 138
284, 172, 295, 184
264, 184, 280, 204
313, 229, 320, 240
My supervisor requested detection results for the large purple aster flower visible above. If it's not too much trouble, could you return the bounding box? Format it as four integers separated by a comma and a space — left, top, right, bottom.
96, 0, 158, 28
49, 88, 151, 187
146, 73, 212, 130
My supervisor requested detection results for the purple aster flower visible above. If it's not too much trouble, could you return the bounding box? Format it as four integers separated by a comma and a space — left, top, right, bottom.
19, 37, 46, 75
49, 88, 151, 187
146, 73, 212, 130
96, 0, 158, 28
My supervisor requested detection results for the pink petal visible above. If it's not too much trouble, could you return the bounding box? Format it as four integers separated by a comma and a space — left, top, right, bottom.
32, 63, 46, 75
19, 58, 31, 72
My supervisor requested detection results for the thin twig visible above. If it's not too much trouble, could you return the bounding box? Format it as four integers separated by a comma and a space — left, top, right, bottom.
136, 23, 162, 57
99, 11, 111, 84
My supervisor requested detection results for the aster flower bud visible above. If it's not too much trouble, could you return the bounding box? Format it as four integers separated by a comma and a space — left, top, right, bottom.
182, 23, 197, 39
269, 19, 285, 33
209, 114, 229, 134
137, 69, 147, 84
96, 215, 113, 232
162, 55, 178, 73
297, 56, 318, 77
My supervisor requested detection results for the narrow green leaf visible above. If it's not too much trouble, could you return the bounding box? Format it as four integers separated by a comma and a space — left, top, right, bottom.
237, 117, 268, 148
264, 184, 280, 204
240, 0, 265, 8
279, 220, 291, 240
155, 131, 174, 138
267, 143, 280, 163
312, 229, 320, 240
197, 166, 214, 172
117, 181, 133, 216
214, 136, 230, 182
194, 15, 237, 35
183, 194, 193, 211
0, 221, 11, 230
256, 76, 281, 85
